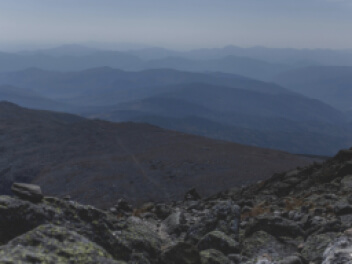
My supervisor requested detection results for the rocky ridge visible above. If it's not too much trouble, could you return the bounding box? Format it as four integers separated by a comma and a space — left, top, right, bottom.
1, 147, 352, 263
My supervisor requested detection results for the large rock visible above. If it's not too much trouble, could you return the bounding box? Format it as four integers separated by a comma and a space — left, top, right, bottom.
279, 256, 302, 264
334, 203, 352, 216
322, 229, 352, 264
11, 182, 43, 203
184, 188, 201, 201
199, 249, 231, 264
340, 175, 352, 190
197, 231, 240, 254
301, 232, 339, 263
161, 209, 186, 235
186, 201, 240, 243
337, 162, 352, 177
0, 224, 122, 264
161, 242, 201, 264
242, 230, 297, 261
245, 216, 304, 238
0, 195, 162, 263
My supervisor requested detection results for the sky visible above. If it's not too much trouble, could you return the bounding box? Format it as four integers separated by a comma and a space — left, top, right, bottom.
0, 0, 351, 51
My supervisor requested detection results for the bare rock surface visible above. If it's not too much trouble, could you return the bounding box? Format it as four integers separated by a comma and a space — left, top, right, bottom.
1, 146, 352, 263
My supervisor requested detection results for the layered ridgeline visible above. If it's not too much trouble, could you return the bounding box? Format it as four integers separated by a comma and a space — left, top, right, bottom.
5, 44, 352, 80
273, 66, 352, 111
0, 45, 292, 80
0, 102, 313, 207
0, 68, 351, 155
1, 145, 352, 263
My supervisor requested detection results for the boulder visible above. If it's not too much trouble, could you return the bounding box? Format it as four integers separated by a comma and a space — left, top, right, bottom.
322, 230, 352, 264
0, 224, 122, 264
199, 249, 231, 264
187, 201, 240, 243
242, 230, 297, 261
161, 209, 186, 235
129, 253, 151, 264
11, 182, 43, 203
153, 203, 172, 220
337, 162, 352, 177
197, 231, 240, 254
301, 232, 339, 263
335, 149, 352, 162
184, 188, 201, 201
340, 175, 352, 191
0, 195, 162, 262
116, 198, 133, 213
245, 216, 305, 238
334, 203, 352, 216
280, 256, 302, 264
161, 242, 201, 264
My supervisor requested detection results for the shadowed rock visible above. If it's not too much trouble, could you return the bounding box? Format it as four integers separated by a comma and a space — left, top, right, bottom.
11, 183, 43, 203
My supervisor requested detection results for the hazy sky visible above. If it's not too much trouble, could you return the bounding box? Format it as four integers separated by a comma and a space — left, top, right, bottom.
0, 0, 352, 51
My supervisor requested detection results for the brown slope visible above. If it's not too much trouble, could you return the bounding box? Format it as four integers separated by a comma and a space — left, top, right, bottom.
0, 102, 314, 207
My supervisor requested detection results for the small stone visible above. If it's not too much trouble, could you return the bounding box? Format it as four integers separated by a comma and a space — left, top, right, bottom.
242, 206, 252, 214
314, 208, 324, 216
11, 182, 43, 203
63, 195, 71, 201
344, 228, 352, 236
110, 207, 117, 214
184, 188, 201, 201
116, 198, 133, 212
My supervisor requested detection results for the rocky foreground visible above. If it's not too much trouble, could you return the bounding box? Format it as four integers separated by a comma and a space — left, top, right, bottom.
1, 148, 352, 263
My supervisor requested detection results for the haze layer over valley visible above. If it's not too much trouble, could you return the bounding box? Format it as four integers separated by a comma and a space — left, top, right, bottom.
0, 46, 351, 155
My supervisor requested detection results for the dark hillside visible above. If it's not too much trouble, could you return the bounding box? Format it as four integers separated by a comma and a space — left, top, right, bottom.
0, 102, 314, 207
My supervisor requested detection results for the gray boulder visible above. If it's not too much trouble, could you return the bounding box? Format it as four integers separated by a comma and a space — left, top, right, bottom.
161, 242, 201, 264
187, 201, 240, 243
322, 229, 352, 264
161, 209, 186, 235
11, 182, 43, 203
197, 231, 240, 254
0, 224, 122, 264
199, 249, 231, 264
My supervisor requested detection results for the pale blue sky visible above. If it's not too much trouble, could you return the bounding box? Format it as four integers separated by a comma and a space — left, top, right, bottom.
0, 0, 351, 50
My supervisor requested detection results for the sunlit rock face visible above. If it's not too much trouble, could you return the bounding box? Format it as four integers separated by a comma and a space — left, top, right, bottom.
322, 229, 352, 264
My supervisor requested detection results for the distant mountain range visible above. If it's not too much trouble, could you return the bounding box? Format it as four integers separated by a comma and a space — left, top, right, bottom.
273, 66, 352, 111
130, 45, 352, 66
0, 45, 351, 155
0, 67, 290, 103
0, 67, 351, 155
2, 44, 352, 80
0, 102, 314, 206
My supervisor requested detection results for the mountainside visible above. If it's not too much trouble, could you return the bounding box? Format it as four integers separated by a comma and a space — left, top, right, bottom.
273, 66, 352, 111
0, 102, 314, 207
110, 114, 352, 155
1, 144, 352, 263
